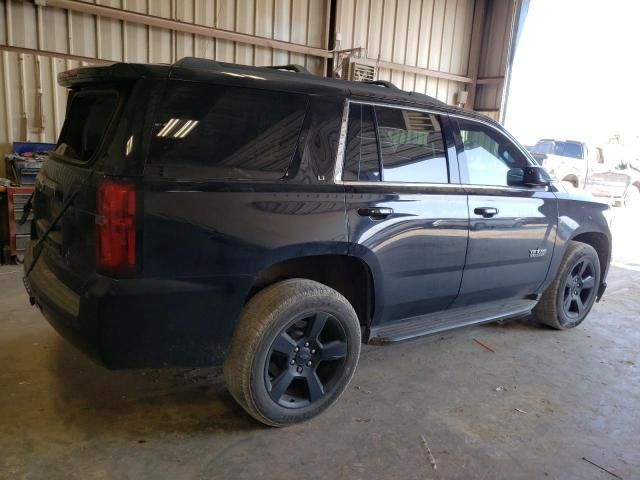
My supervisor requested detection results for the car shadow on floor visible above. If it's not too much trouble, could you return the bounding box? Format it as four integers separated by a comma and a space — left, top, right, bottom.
37, 315, 544, 439
46, 336, 261, 435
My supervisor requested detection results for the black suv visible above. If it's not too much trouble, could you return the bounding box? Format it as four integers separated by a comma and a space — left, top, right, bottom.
23, 58, 611, 426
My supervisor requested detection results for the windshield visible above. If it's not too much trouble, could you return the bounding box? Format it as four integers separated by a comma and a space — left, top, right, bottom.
532, 140, 583, 159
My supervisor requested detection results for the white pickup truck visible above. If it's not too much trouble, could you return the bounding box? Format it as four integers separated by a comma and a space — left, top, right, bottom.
530, 139, 640, 207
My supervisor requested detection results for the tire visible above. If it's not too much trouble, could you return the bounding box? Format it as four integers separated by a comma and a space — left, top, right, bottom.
533, 241, 600, 330
224, 279, 361, 427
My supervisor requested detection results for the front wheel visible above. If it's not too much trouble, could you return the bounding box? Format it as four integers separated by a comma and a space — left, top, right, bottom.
224, 279, 361, 427
533, 241, 600, 329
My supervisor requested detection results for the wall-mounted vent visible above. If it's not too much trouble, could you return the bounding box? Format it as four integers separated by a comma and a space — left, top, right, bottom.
342, 58, 376, 82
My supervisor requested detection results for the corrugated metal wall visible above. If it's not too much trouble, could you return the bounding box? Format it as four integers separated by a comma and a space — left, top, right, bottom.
474, 0, 515, 120
336, 0, 475, 105
0, 0, 517, 176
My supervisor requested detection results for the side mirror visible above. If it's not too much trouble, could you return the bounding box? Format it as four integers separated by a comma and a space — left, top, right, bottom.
507, 166, 551, 187
523, 165, 552, 187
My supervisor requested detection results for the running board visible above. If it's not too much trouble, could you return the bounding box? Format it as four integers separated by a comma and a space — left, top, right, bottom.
368, 299, 536, 344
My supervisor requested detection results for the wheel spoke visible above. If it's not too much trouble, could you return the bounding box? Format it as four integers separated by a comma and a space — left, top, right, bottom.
575, 297, 584, 314
306, 372, 325, 402
271, 332, 297, 356
579, 260, 589, 276
320, 340, 348, 361
269, 369, 294, 400
581, 275, 595, 290
307, 312, 329, 343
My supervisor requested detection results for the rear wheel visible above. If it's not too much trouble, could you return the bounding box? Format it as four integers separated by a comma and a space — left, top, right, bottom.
224, 279, 361, 427
533, 241, 600, 329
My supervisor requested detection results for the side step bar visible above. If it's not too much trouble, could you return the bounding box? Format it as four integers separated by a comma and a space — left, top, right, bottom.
368, 299, 537, 344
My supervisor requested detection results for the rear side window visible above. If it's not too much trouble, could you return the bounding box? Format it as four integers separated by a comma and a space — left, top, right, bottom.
342, 102, 449, 184
375, 106, 448, 183
148, 82, 308, 180
55, 92, 119, 162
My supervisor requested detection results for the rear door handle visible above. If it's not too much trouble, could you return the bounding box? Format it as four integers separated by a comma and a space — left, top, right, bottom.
358, 207, 393, 219
474, 207, 499, 218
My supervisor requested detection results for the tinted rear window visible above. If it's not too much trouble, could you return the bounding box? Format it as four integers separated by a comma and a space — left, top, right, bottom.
375, 106, 448, 183
55, 92, 119, 162
148, 82, 308, 180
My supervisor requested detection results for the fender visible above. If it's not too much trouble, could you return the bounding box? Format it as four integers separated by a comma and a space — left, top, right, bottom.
538, 192, 612, 296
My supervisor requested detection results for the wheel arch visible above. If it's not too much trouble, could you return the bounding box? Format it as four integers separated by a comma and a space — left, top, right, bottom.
562, 174, 579, 188
570, 231, 610, 280
247, 253, 377, 329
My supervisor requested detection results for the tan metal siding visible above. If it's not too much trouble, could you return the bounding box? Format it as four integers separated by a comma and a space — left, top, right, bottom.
475, 0, 515, 115
337, 0, 476, 104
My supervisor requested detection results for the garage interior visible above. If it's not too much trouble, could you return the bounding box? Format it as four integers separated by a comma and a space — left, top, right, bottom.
1, 1, 638, 479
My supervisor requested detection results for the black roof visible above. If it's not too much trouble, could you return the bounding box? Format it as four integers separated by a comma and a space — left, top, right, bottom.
58, 56, 497, 125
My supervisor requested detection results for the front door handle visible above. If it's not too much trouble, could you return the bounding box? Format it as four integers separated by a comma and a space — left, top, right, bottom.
358, 207, 393, 220
474, 207, 499, 218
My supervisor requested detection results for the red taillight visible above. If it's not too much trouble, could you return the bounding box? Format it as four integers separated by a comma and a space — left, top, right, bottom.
96, 179, 137, 275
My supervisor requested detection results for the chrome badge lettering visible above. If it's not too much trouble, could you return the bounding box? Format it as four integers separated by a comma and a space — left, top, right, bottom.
529, 248, 547, 258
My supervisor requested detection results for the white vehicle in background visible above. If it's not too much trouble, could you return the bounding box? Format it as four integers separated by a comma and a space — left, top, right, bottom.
529, 139, 601, 190
585, 144, 640, 208
529, 139, 640, 207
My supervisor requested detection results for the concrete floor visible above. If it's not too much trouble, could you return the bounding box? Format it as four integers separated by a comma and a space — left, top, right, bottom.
2, 215, 640, 479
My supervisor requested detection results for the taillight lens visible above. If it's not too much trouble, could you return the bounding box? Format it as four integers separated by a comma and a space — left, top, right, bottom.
96, 179, 137, 275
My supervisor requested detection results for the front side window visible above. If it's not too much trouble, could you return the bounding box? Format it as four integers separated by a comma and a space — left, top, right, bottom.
149, 82, 308, 180
457, 118, 529, 187
375, 106, 448, 183
56, 92, 119, 162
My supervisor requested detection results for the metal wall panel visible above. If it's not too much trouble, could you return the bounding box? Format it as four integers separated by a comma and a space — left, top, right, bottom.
475, 0, 514, 114
337, 0, 475, 105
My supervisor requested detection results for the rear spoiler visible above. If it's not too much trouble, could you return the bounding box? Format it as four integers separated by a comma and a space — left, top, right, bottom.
57, 63, 153, 88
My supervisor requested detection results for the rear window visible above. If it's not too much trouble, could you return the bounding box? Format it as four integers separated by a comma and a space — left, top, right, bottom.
55, 92, 119, 162
148, 82, 308, 180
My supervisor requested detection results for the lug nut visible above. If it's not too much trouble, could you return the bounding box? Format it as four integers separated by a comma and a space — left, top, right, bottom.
296, 366, 303, 373
304, 342, 310, 347
294, 346, 299, 352
290, 359, 295, 365
307, 361, 312, 367
311, 349, 316, 355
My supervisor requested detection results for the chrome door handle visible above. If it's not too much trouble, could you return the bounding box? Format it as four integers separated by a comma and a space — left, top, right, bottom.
474, 207, 498, 218
358, 207, 393, 219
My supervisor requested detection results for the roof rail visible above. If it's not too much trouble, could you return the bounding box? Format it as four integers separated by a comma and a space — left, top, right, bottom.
173, 57, 221, 70
362, 80, 398, 90
265, 64, 310, 73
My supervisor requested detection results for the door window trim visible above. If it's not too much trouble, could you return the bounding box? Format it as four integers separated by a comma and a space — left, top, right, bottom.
334, 99, 455, 186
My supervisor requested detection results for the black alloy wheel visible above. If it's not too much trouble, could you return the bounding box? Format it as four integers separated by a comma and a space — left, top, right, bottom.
562, 257, 597, 320
533, 240, 601, 330
224, 279, 361, 426
265, 311, 348, 408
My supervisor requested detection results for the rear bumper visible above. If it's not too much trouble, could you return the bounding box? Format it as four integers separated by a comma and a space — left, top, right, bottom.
24, 243, 252, 369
